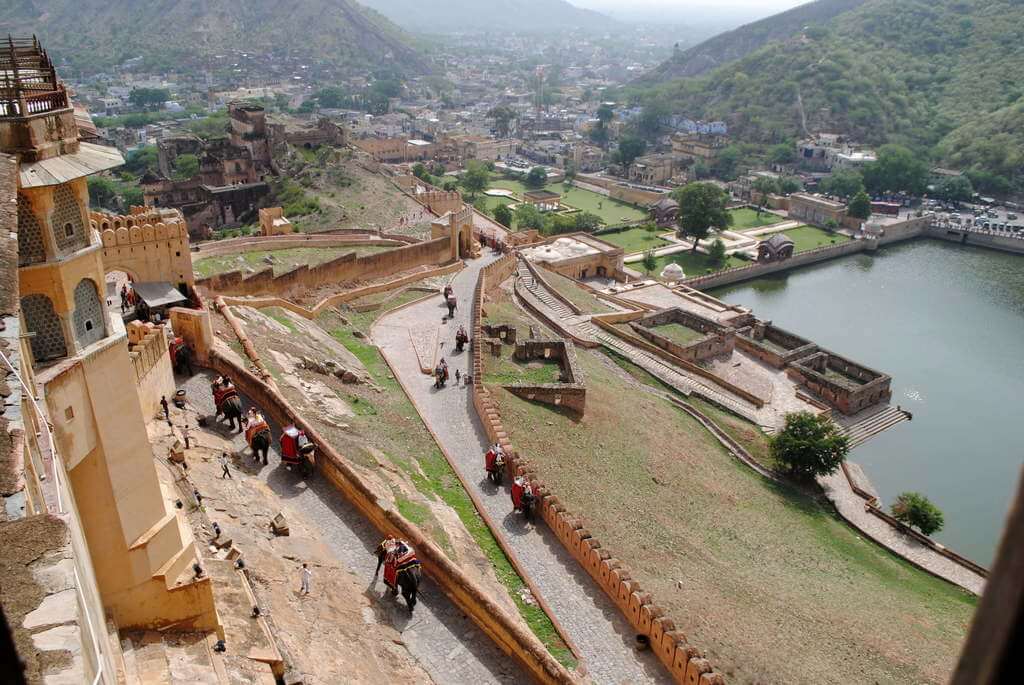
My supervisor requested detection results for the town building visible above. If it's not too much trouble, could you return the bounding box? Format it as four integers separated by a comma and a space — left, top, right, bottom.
788, 192, 847, 227
628, 153, 679, 186
670, 132, 723, 161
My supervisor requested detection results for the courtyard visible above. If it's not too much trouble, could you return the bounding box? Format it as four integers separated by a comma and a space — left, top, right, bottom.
783, 225, 852, 252
485, 175, 647, 227
594, 226, 672, 254
729, 207, 787, 231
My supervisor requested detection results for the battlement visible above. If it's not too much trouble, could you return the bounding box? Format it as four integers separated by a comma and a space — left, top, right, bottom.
94, 208, 194, 287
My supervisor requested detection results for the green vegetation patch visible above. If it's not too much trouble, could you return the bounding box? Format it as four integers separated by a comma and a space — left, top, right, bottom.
649, 249, 747, 278
595, 226, 672, 253
485, 357, 563, 385
729, 207, 787, 230
650, 322, 705, 347
539, 269, 615, 314
193, 246, 388, 279
782, 225, 852, 253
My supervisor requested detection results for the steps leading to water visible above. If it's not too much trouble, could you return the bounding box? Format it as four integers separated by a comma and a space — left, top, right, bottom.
839, 405, 912, 448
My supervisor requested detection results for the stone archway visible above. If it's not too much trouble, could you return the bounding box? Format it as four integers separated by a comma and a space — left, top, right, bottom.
21, 293, 67, 363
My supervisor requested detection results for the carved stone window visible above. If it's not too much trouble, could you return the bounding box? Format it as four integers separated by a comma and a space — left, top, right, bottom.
21, 294, 67, 362
17, 195, 46, 266
73, 279, 105, 348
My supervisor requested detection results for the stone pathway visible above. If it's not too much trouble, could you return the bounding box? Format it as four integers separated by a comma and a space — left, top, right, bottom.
177, 371, 522, 684
373, 252, 669, 684
818, 468, 986, 595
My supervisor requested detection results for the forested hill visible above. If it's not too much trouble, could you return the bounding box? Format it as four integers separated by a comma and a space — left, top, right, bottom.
0, 0, 430, 74
356, 0, 618, 34
637, 0, 1024, 193
637, 0, 867, 83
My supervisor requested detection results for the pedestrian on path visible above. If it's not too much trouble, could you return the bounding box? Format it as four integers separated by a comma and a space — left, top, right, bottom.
160, 396, 170, 421
180, 424, 192, 449
219, 452, 232, 479
300, 563, 312, 595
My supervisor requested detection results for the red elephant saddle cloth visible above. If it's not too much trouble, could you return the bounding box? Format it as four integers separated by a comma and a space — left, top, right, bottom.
245, 421, 269, 443
485, 450, 496, 471
214, 387, 238, 405
511, 483, 524, 509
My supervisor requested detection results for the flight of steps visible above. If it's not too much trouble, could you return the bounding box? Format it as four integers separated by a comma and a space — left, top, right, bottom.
839, 405, 912, 448
515, 259, 578, 321
119, 631, 229, 685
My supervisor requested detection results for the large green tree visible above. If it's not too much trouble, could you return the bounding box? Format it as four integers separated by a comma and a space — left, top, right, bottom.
672, 182, 732, 252
934, 175, 974, 204
460, 160, 490, 198
847, 190, 872, 220
514, 204, 544, 231
493, 203, 513, 228
616, 136, 647, 168
129, 87, 170, 110
862, 145, 928, 196
487, 106, 517, 138
820, 170, 865, 199
172, 154, 199, 180
891, 492, 945, 536
770, 411, 850, 480
525, 166, 548, 189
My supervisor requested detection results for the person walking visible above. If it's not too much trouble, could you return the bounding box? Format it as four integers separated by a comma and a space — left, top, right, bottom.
300, 563, 312, 595
181, 424, 192, 449
160, 396, 170, 421
219, 452, 232, 479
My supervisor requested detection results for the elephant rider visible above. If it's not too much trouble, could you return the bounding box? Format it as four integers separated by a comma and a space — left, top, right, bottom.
381, 539, 419, 593
511, 476, 530, 512
455, 325, 468, 352
374, 536, 397, 577
485, 443, 503, 473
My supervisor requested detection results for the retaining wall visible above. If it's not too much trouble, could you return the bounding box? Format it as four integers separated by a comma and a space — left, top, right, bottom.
196, 237, 453, 298
925, 225, 1024, 254
204, 350, 576, 685
471, 259, 725, 685
193, 233, 394, 258
682, 240, 868, 291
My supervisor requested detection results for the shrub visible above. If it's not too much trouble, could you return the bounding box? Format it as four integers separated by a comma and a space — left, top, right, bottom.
891, 492, 945, 536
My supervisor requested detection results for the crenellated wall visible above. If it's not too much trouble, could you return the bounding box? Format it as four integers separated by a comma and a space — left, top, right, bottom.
125, 321, 175, 419
93, 209, 194, 288
470, 256, 726, 684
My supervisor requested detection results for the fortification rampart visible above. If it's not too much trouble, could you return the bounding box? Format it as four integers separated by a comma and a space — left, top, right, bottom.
125, 321, 175, 419
471, 258, 725, 685
196, 236, 453, 298
93, 210, 194, 287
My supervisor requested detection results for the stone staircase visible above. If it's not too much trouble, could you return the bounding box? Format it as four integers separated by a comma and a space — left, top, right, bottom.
119, 631, 235, 685
514, 257, 765, 427
838, 405, 912, 448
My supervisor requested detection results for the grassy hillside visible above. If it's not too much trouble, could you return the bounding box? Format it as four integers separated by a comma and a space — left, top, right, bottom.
637, 0, 1024, 191
357, 0, 618, 33
638, 0, 867, 82
0, 0, 429, 74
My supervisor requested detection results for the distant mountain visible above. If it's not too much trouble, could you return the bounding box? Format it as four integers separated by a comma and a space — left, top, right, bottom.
0, 0, 429, 74
355, 0, 618, 34
635, 0, 1024, 192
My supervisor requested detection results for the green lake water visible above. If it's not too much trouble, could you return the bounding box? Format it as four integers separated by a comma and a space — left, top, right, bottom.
712, 239, 1024, 565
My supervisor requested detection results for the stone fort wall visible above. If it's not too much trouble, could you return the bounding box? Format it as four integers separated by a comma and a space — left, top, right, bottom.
195, 236, 453, 299
93, 209, 194, 288
471, 258, 725, 685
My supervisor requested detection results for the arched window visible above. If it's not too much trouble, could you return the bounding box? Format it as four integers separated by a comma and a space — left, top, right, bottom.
21, 294, 67, 362
52, 185, 88, 254
17, 195, 46, 266
73, 279, 105, 348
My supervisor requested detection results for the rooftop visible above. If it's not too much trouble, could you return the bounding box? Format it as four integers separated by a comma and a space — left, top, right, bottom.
0, 36, 68, 119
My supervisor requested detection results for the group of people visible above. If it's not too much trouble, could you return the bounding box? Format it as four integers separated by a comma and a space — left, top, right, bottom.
482, 443, 536, 518
374, 536, 421, 610
434, 357, 450, 388
119, 283, 137, 314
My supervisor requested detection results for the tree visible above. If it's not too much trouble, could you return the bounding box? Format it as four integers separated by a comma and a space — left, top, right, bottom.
711, 145, 741, 181
172, 154, 199, 181
778, 176, 802, 195
411, 163, 429, 181
493, 203, 513, 228
525, 166, 548, 189
642, 249, 657, 274
768, 143, 795, 165
124, 146, 159, 176
460, 160, 489, 198
891, 492, 945, 536
514, 204, 544, 231
708, 238, 727, 267
487, 106, 517, 138
820, 170, 864, 199
847, 190, 872, 220
934, 175, 974, 204
672, 182, 732, 252
122, 186, 144, 209
637, 101, 671, 140
617, 136, 647, 168
563, 161, 577, 185
87, 176, 119, 210
769, 411, 850, 480
129, 87, 170, 110
752, 176, 779, 214
596, 104, 614, 127
573, 212, 602, 232
862, 144, 928, 196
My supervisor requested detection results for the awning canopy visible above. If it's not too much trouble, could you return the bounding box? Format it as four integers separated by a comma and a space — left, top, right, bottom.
133, 281, 187, 308
18, 142, 125, 188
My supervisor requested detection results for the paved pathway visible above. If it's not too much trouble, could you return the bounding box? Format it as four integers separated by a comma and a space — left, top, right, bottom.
178, 371, 522, 684
373, 252, 668, 684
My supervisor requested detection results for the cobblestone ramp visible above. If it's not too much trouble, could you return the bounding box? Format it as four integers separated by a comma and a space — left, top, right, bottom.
178, 372, 522, 684
373, 253, 670, 685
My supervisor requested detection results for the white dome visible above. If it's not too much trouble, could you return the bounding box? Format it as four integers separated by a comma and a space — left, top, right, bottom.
570, 243, 589, 255
660, 263, 685, 280
554, 237, 574, 247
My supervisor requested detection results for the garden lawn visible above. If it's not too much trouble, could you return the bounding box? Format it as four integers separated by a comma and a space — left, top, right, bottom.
193, 246, 389, 279
729, 207, 787, 230
651, 322, 704, 347
595, 226, 672, 254
487, 175, 647, 226
783, 225, 852, 252
650, 249, 748, 279
539, 269, 615, 314
493, 346, 975, 685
